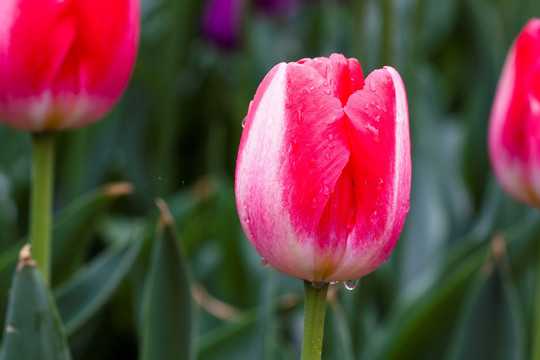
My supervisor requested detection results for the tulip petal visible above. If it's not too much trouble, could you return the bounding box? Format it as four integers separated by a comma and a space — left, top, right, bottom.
330, 66, 410, 280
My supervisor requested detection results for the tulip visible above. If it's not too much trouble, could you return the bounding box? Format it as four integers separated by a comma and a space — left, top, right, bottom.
0, 0, 140, 132
489, 19, 540, 206
235, 53, 411, 282
202, 0, 243, 50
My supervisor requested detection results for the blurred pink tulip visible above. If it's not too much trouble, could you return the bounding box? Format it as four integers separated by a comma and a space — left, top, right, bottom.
235, 54, 411, 282
0, 0, 140, 131
489, 19, 540, 206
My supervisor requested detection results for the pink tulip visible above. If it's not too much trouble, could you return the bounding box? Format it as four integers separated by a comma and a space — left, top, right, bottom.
489, 19, 540, 206
235, 54, 411, 282
0, 0, 140, 131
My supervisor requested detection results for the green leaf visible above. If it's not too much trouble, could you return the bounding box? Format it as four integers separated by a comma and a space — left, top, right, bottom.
0, 245, 72, 360
51, 182, 135, 285
140, 199, 193, 360
446, 238, 525, 360
0, 182, 133, 343
53, 225, 143, 336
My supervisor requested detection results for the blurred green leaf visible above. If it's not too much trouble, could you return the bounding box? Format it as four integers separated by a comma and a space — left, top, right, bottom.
446, 238, 525, 360
54, 224, 143, 336
0, 246, 71, 360
140, 199, 193, 360
0, 182, 134, 343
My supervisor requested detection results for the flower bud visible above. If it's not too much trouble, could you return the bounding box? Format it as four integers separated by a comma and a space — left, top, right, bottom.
489, 19, 540, 206
0, 0, 140, 131
235, 54, 411, 282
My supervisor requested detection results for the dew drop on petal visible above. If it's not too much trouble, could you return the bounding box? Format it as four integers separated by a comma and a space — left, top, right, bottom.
241, 117, 246, 128
324, 186, 330, 195
369, 211, 378, 223
369, 82, 376, 92
261, 257, 270, 268
377, 178, 384, 190
343, 279, 359, 290
328, 133, 334, 141
324, 88, 331, 95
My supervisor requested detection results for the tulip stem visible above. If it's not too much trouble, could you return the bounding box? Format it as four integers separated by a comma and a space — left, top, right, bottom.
533, 242, 540, 360
30, 132, 55, 285
301, 281, 329, 360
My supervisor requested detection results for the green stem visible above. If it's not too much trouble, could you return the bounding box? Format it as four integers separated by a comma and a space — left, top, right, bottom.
30, 132, 55, 285
533, 242, 540, 360
301, 281, 329, 360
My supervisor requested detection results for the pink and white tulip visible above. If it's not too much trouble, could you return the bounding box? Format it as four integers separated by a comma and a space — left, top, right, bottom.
0, 0, 140, 131
489, 19, 540, 206
235, 54, 411, 282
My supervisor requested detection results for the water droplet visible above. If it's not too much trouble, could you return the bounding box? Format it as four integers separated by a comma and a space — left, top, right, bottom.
324, 88, 331, 95
374, 114, 381, 122
261, 258, 270, 268
369, 211, 378, 223
328, 133, 334, 141
324, 186, 330, 195
366, 124, 380, 142
312, 197, 318, 208
323, 80, 328, 87
326, 153, 330, 160
330, 281, 339, 285
364, 103, 369, 110
403, 200, 411, 213
241, 117, 246, 128
377, 178, 384, 190
312, 281, 325, 289
343, 279, 359, 290
369, 82, 376, 92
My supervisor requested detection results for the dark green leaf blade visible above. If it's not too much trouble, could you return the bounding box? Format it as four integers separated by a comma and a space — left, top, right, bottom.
446, 238, 525, 360
1, 245, 72, 360
54, 225, 143, 336
140, 199, 193, 360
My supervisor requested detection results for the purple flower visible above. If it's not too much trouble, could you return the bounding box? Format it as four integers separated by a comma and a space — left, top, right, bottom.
202, 0, 243, 49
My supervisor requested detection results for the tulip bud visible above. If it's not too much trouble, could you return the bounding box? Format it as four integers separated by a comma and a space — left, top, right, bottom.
0, 0, 140, 132
489, 19, 540, 206
235, 54, 411, 282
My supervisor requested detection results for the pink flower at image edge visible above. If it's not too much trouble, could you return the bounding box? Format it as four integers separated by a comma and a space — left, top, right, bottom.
489, 18, 540, 206
235, 54, 411, 282
0, 0, 140, 131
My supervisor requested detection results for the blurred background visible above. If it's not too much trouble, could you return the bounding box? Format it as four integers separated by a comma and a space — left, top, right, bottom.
1, 0, 540, 359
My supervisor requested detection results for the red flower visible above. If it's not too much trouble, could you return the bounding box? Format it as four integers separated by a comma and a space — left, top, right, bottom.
235, 54, 411, 282
0, 0, 140, 131
489, 19, 540, 206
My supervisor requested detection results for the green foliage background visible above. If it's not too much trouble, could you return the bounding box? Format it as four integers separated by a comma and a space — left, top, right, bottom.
1, 0, 540, 358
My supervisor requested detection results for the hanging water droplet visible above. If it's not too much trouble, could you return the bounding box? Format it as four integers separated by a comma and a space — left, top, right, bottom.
312, 281, 325, 289
343, 279, 359, 290
261, 257, 270, 268
241, 117, 246, 128
369, 82, 376, 92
